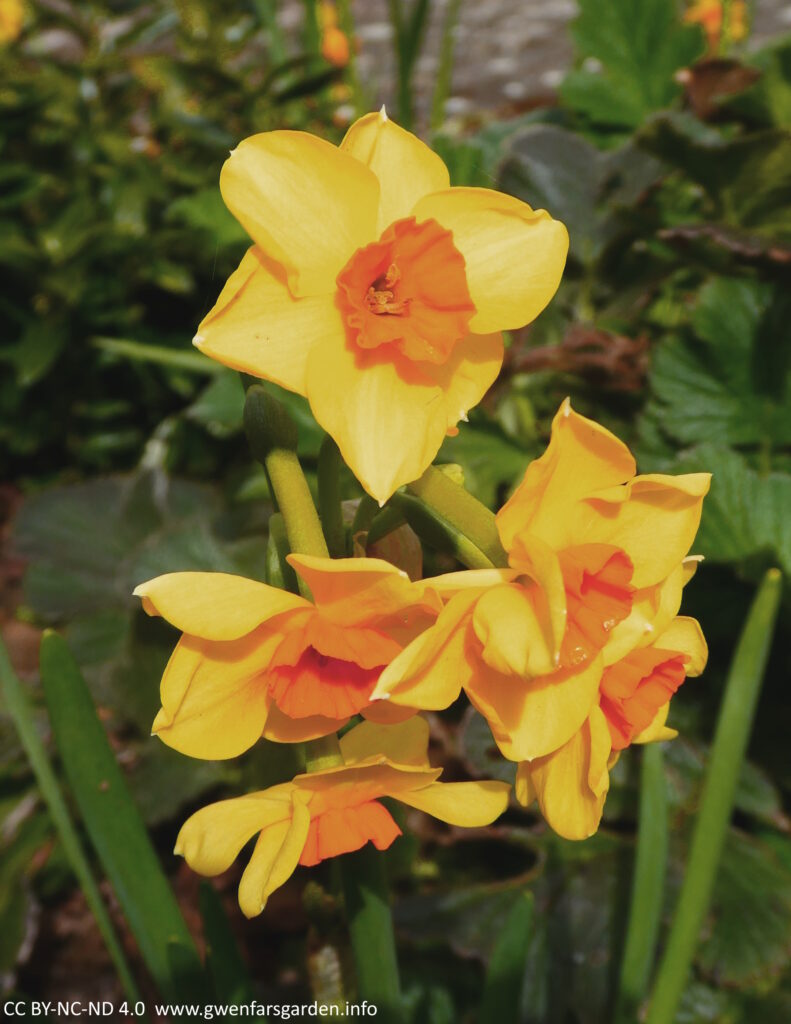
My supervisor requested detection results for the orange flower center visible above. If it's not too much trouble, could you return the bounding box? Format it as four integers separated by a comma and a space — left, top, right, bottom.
600, 648, 688, 750
335, 216, 476, 365
267, 645, 383, 719
558, 544, 635, 668
299, 799, 401, 866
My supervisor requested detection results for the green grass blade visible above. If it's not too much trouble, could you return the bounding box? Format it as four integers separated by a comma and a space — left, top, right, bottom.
93, 336, 222, 374
646, 568, 783, 1024
341, 846, 404, 1023
480, 891, 534, 1024
0, 637, 141, 1002
199, 882, 254, 1004
430, 0, 463, 133
39, 631, 203, 1001
615, 743, 669, 1022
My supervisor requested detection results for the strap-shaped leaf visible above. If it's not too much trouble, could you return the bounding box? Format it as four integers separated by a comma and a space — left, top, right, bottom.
39, 630, 202, 1001
480, 891, 534, 1024
0, 637, 140, 1001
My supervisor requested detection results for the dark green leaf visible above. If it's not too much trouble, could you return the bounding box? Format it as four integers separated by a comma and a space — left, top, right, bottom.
39, 632, 202, 1000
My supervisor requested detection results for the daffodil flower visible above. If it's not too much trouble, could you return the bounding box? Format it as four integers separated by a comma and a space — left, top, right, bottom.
194, 110, 568, 503
135, 555, 442, 758
516, 608, 708, 840
175, 718, 511, 917
372, 400, 710, 765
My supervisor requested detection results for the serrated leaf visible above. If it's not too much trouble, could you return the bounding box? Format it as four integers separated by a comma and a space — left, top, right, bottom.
696, 830, 791, 988
561, 0, 703, 129
647, 278, 790, 449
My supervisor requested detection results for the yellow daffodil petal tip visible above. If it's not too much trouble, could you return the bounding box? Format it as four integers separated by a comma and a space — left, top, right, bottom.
379, 105, 388, 121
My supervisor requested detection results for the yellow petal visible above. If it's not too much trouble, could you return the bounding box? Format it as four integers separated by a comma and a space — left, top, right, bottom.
153, 630, 280, 759
340, 716, 431, 767
579, 473, 711, 588
430, 330, 506, 433
220, 130, 379, 297
372, 591, 478, 708
516, 705, 612, 840
467, 654, 603, 762
412, 187, 568, 334
175, 786, 293, 875
287, 554, 441, 626
633, 702, 678, 744
603, 562, 686, 666
305, 329, 452, 504
341, 110, 450, 235
656, 615, 708, 676
294, 761, 440, 801
305, 327, 502, 503
262, 703, 349, 743
427, 568, 519, 595
360, 700, 418, 725
238, 794, 311, 918
496, 399, 636, 552
194, 247, 343, 394
135, 572, 308, 641
397, 779, 510, 826
472, 583, 555, 677
501, 533, 567, 660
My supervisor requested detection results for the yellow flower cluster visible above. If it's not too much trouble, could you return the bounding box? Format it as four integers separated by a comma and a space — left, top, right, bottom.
138, 113, 709, 915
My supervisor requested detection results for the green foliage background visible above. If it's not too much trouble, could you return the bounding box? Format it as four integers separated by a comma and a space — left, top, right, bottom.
2, 0, 791, 1021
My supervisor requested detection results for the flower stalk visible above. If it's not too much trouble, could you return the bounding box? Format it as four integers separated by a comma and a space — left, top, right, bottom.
406, 464, 509, 567
244, 385, 329, 593
646, 568, 782, 1024
244, 382, 404, 1013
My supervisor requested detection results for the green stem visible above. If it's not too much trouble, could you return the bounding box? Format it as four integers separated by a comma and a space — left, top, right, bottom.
351, 494, 380, 538
244, 387, 328, 598
318, 435, 347, 558
394, 492, 495, 569
646, 568, 783, 1024
341, 846, 404, 1023
266, 512, 300, 593
0, 639, 141, 1004
615, 743, 669, 1023
304, 733, 344, 772
407, 464, 509, 567
366, 506, 407, 546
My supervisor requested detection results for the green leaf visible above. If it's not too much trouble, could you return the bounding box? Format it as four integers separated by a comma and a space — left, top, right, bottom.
561, 0, 703, 129
665, 445, 791, 577
499, 124, 663, 265
0, 637, 140, 1001
647, 569, 783, 1024
167, 188, 249, 249
646, 278, 790, 449
723, 36, 791, 129
616, 744, 668, 1022
15, 471, 267, 622
39, 631, 202, 1001
185, 370, 245, 438
480, 892, 533, 1024
639, 113, 791, 242
695, 830, 791, 988
199, 882, 254, 1004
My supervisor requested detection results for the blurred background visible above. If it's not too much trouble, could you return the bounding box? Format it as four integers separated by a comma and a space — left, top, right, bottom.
1, 1, 791, 1021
